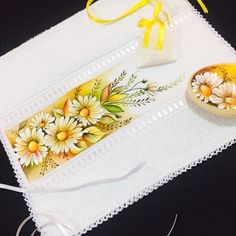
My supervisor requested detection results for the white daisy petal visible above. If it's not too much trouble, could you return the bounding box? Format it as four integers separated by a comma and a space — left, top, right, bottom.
211, 82, 236, 109
30, 112, 55, 130
14, 128, 48, 167
209, 95, 223, 104
68, 95, 104, 126
192, 72, 223, 103
45, 117, 83, 155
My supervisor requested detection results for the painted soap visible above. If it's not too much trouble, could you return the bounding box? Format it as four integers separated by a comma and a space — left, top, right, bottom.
188, 63, 236, 118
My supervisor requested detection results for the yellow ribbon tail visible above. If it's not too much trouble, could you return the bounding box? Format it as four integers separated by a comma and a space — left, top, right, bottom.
197, 0, 209, 13
165, 11, 172, 24
156, 21, 165, 50
137, 19, 149, 48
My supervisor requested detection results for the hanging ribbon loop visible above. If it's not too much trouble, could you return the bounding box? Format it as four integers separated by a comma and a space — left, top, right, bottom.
86, 0, 151, 24
86, 0, 171, 50
86, 0, 208, 51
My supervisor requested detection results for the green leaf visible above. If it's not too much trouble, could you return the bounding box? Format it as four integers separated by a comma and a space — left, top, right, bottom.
103, 104, 124, 113
18, 120, 28, 131
83, 126, 104, 144
112, 86, 125, 93
99, 115, 116, 125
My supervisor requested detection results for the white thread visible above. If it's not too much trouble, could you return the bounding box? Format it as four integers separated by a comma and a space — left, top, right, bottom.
0, 160, 145, 235
166, 214, 178, 236
16, 214, 77, 236
0, 160, 145, 194
17, 212, 178, 236
16, 216, 34, 236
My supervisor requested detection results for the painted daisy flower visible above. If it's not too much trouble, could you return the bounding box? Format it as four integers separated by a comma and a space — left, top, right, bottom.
69, 95, 104, 126
14, 128, 47, 167
146, 82, 157, 96
45, 117, 83, 154
209, 82, 236, 110
192, 72, 223, 103
30, 112, 55, 130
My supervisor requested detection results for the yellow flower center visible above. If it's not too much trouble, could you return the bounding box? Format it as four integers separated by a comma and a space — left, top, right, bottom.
39, 121, 46, 128
200, 85, 212, 97
28, 141, 39, 153
225, 97, 236, 105
80, 107, 90, 117
56, 131, 68, 141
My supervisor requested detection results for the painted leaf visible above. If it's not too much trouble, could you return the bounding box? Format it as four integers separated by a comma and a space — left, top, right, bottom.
108, 94, 127, 102
83, 126, 105, 144
112, 86, 125, 93
70, 141, 88, 155
101, 84, 111, 102
63, 98, 71, 117
103, 104, 124, 113
98, 115, 116, 125
78, 140, 88, 148
18, 120, 28, 131
53, 109, 64, 118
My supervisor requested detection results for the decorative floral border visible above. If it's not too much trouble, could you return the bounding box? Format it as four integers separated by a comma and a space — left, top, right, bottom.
6, 69, 181, 182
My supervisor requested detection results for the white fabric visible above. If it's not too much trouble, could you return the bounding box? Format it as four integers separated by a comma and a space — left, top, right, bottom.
0, 0, 235, 236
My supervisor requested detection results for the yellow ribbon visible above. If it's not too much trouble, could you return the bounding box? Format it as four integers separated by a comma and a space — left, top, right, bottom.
86, 0, 171, 50
86, 0, 208, 50
197, 0, 208, 13
137, 1, 170, 50
86, 0, 151, 24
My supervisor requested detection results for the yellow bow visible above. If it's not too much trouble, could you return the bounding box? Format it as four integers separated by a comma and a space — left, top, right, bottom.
137, 1, 171, 50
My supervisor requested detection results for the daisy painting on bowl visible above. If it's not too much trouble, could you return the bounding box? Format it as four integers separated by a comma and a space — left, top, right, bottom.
189, 63, 236, 118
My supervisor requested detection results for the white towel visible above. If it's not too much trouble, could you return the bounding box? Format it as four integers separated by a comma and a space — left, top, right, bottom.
0, 0, 235, 235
